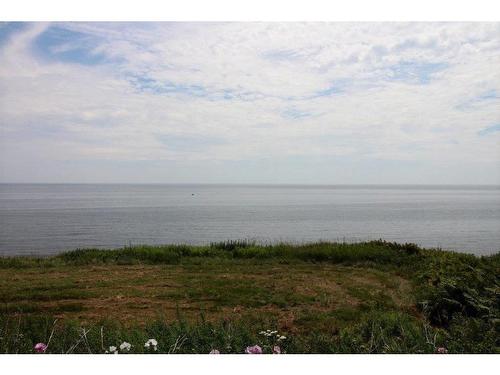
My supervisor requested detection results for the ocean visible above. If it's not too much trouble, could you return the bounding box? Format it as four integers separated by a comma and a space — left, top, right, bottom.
0, 183, 498, 256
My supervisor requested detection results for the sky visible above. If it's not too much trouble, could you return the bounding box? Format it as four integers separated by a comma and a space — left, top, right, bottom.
0, 22, 499, 184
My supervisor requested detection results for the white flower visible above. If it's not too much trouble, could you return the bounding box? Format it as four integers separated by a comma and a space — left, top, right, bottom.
106, 345, 118, 354
144, 339, 158, 350
119, 342, 132, 351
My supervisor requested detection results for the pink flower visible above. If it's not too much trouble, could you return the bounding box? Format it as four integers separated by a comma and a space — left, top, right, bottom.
34, 343, 47, 353
209, 349, 220, 354
436, 347, 448, 354
273, 345, 281, 354
245, 345, 263, 354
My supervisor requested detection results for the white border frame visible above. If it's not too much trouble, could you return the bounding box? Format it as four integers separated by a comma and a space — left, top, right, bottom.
1, 0, 500, 21
1, 354, 499, 375
1, 0, 499, 373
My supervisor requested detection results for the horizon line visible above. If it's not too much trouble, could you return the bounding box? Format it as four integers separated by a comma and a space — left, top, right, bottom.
1, 182, 499, 187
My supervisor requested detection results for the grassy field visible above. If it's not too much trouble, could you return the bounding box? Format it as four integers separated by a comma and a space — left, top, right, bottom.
0, 240, 498, 354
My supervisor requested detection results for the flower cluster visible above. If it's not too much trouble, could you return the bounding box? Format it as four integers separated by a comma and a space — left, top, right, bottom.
208, 329, 289, 354
245, 345, 263, 354
255, 328, 287, 354
97, 331, 291, 355
105, 341, 132, 354
144, 339, 158, 351
436, 347, 448, 354
106, 345, 118, 354
34, 342, 47, 353
259, 329, 287, 341
120, 341, 132, 352
105, 339, 161, 354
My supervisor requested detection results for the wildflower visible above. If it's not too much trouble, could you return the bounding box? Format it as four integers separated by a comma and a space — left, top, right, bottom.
245, 345, 263, 354
209, 349, 220, 354
277, 335, 287, 341
105, 346, 118, 354
34, 343, 47, 353
273, 345, 281, 354
436, 347, 448, 354
144, 339, 158, 351
120, 342, 132, 352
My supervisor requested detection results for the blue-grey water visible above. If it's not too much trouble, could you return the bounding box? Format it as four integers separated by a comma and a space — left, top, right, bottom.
0, 184, 499, 256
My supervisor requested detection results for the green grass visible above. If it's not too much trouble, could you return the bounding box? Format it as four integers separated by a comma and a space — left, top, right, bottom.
0, 311, 442, 354
0, 240, 423, 268
0, 240, 498, 353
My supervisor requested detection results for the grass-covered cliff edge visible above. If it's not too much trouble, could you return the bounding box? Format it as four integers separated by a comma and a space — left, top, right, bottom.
0, 240, 498, 354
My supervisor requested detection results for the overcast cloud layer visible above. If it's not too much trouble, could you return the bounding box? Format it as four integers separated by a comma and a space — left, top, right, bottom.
0, 22, 499, 184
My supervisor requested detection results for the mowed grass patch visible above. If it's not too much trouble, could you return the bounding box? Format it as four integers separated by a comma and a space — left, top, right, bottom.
0, 261, 412, 327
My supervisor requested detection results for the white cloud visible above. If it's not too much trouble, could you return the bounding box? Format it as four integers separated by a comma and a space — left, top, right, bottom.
0, 22, 499, 183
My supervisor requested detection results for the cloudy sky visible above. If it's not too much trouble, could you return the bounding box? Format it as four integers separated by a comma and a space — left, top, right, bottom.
0, 22, 499, 184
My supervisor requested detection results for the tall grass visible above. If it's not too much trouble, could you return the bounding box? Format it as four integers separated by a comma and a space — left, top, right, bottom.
3, 309, 496, 353
0, 240, 424, 268
0, 311, 451, 354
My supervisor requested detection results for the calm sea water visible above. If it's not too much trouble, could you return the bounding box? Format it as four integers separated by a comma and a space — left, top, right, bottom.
0, 184, 499, 256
